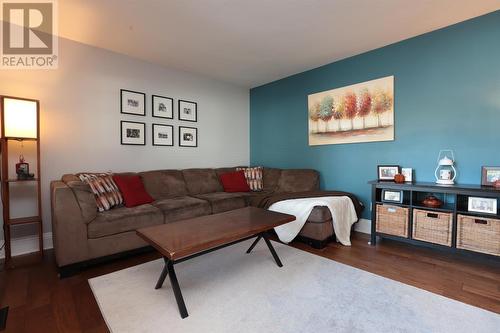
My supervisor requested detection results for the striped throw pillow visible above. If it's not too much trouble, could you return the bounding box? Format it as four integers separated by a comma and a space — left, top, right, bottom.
236, 167, 263, 191
79, 173, 123, 212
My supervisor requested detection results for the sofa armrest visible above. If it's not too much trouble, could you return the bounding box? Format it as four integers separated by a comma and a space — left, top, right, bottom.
51, 181, 91, 267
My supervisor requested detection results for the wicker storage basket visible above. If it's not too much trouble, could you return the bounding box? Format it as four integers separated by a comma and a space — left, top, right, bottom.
376, 204, 409, 237
457, 214, 500, 256
412, 209, 453, 246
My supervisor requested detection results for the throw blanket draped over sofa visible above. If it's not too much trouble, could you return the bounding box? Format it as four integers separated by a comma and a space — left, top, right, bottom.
270, 197, 357, 245
252, 190, 363, 245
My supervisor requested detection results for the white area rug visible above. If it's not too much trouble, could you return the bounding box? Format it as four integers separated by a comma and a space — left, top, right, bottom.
89, 240, 500, 333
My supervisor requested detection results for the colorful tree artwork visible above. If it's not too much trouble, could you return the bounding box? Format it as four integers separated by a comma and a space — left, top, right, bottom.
307, 76, 394, 145
344, 92, 357, 130
308, 102, 320, 133
319, 95, 334, 132
357, 88, 372, 128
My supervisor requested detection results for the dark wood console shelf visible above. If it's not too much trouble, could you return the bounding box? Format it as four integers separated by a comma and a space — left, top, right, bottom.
369, 180, 500, 260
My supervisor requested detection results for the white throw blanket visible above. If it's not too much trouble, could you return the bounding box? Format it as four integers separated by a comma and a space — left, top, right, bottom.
269, 196, 358, 246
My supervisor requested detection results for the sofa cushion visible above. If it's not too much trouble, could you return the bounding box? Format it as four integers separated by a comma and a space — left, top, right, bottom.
219, 171, 251, 192
182, 168, 223, 194
87, 204, 163, 239
263, 168, 282, 191
153, 196, 211, 223
139, 170, 188, 199
194, 192, 249, 214
236, 167, 263, 191
307, 206, 332, 223
79, 173, 124, 212
277, 169, 319, 192
113, 175, 153, 207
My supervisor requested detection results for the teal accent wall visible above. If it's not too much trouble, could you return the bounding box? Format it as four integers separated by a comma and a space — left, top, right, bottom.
250, 11, 500, 219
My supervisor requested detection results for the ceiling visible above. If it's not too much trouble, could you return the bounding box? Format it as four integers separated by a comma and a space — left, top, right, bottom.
58, 0, 500, 88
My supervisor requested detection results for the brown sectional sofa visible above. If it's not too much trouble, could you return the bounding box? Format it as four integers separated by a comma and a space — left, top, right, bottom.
50, 167, 342, 276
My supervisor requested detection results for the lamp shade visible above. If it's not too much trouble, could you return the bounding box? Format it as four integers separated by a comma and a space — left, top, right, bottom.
3, 97, 38, 139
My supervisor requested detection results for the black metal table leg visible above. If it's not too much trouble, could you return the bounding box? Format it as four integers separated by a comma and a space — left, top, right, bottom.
262, 233, 283, 267
167, 260, 189, 319
155, 257, 169, 289
245, 235, 262, 254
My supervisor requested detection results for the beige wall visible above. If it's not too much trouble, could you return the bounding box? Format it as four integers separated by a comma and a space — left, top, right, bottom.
0, 37, 249, 239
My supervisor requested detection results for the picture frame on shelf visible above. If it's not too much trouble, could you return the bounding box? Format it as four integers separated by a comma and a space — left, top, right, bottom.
401, 168, 413, 182
467, 196, 497, 215
152, 124, 174, 146
178, 99, 197, 122
121, 121, 146, 145
152, 95, 174, 119
382, 189, 403, 204
120, 89, 146, 116
377, 165, 400, 181
179, 126, 198, 147
481, 166, 500, 186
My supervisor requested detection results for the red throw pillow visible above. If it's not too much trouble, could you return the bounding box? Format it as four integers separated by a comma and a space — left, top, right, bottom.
112, 175, 154, 208
220, 171, 251, 192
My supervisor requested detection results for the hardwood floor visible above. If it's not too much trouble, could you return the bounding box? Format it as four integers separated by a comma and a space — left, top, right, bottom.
0, 232, 499, 332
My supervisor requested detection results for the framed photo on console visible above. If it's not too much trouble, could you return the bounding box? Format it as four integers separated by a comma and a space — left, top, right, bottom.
468, 196, 497, 215
378, 165, 400, 181
382, 189, 403, 203
178, 100, 197, 122
152, 95, 173, 119
121, 89, 145, 116
179, 126, 198, 147
481, 166, 500, 186
152, 124, 174, 146
121, 121, 146, 145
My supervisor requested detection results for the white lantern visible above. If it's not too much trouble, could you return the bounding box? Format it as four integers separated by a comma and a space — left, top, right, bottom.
434, 150, 457, 185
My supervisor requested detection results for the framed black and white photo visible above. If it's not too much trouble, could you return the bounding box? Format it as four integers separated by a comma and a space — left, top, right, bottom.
468, 196, 497, 215
382, 189, 403, 203
152, 124, 174, 146
179, 126, 198, 147
378, 165, 400, 181
121, 89, 146, 116
152, 95, 173, 119
121, 121, 146, 145
178, 99, 197, 122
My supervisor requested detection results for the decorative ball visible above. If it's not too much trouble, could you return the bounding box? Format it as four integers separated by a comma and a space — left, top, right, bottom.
394, 174, 405, 183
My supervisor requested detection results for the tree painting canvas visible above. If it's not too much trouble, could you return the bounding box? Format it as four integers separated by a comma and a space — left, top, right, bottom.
308, 76, 394, 145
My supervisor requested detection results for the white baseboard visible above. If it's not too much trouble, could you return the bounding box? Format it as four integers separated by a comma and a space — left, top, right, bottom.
355, 218, 371, 234
0, 232, 53, 259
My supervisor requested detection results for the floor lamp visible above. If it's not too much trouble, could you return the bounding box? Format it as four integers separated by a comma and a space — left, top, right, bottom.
0, 96, 41, 330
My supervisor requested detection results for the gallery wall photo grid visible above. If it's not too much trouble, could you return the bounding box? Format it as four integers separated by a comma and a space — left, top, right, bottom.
121, 89, 146, 116
121, 121, 146, 145
179, 126, 198, 147
152, 123, 174, 146
178, 99, 197, 122
152, 94, 174, 119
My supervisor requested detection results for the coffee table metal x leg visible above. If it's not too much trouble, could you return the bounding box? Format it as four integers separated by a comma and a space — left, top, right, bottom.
155, 257, 189, 319
246, 232, 283, 267
154, 231, 283, 319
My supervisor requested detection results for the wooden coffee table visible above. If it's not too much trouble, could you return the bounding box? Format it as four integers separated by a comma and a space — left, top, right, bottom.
136, 206, 295, 319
